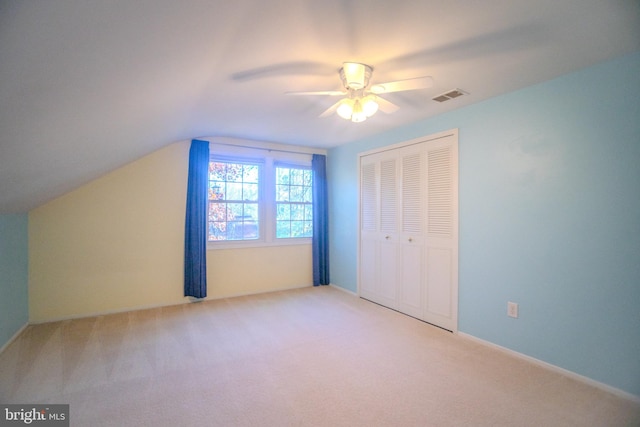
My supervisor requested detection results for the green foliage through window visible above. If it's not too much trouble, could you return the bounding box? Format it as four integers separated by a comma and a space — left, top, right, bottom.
275, 165, 313, 238
208, 160, 260, 241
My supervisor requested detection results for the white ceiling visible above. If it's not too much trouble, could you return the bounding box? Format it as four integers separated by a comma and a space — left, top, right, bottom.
1, 0, 639, 213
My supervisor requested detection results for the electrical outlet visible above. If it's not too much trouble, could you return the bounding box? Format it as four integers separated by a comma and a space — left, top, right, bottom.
507, 302, 519, 318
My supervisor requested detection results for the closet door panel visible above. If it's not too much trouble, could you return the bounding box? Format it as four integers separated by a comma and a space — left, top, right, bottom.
359, 159, 378, 301
423, 135, 458, 331
425, 247, 454, 321
399, 241, 423, 318
397, 146, 425, 318
378, 237, 398, 307
359, 239, 378, 299
379, 158, 398, 234
359, 151, 399, 308
377, 156, 399, 306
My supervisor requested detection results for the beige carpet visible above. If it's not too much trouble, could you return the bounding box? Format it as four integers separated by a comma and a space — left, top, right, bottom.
1, 286, 638, 426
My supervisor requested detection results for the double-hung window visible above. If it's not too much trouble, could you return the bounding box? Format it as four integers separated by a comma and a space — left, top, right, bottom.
208, 159, 261, 241
275, 165, 313, 238
207, 145, 315, 248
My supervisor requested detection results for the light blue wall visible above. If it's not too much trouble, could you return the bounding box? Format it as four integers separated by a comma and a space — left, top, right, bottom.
0, 214, 29, 349
328, 51, 640, 397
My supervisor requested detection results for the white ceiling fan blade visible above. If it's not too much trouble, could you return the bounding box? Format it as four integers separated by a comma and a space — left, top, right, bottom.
231, 61, 335, 81
319, 99, 344, 118
370, 76, 434, 94
285, 90, 346, 96
375, 96, 400, 114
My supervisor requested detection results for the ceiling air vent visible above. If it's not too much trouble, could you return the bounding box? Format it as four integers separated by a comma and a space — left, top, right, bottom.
432, 88, 468, 103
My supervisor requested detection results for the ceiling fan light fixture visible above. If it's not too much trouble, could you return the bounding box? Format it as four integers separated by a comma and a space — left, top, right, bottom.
335, 95, 377, 122
362, 95, 379, 117
351, 99, 367, 122
336, 99, 354, 120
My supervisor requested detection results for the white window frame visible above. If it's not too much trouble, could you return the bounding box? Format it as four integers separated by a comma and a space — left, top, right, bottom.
207, 141, 313, 250
208, 155, 265, 244
274, 161, 313, 241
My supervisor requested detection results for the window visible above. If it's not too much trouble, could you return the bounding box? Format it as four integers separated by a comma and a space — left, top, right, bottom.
208, 160, 261, 241
275, 165, 313, 238
206, 146, 315, 248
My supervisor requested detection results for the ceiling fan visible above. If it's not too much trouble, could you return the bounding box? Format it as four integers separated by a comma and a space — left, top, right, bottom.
286, 62, 433, 123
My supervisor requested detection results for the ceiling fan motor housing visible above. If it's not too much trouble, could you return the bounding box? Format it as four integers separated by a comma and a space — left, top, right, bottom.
340, 62, 373, 90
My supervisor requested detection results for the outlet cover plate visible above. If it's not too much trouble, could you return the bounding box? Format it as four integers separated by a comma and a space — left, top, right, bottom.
508, 302, 519, 318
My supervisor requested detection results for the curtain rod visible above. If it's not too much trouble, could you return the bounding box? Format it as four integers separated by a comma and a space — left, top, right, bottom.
209, 140, 323, 156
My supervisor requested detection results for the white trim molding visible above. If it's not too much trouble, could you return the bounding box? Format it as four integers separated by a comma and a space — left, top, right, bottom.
458, 332, 640, 403
29, 284, 315, 324
0, 322, 28, 355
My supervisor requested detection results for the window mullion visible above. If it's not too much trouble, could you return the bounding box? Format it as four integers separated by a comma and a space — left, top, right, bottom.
264, 156, 275, 243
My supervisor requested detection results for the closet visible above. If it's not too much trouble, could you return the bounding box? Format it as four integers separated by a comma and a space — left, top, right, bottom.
358, 130, 458, 332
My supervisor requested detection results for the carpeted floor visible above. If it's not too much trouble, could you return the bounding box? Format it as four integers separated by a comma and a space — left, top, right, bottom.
1, 286, 638, 426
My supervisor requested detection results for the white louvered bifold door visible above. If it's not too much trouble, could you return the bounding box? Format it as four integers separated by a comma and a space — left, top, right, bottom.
398, 144, 426, 318
358, 130, 458, 332
359, 158, 378, 300
423, 135, 458, 332
378, 156, 399, 307
359, 151, 399, 309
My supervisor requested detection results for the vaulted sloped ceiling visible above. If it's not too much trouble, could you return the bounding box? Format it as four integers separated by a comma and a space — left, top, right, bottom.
1, 0, 639, 213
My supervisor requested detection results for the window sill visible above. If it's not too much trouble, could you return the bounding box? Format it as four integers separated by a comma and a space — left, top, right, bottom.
207, 237, 312, 251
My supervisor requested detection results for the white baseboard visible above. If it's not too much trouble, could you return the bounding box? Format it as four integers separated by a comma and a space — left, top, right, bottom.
30, 300, 191, 324
458, 332, 640, 404
203, 283, 313, 301
0, 322, 28, 355
29, 284, 314, 324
